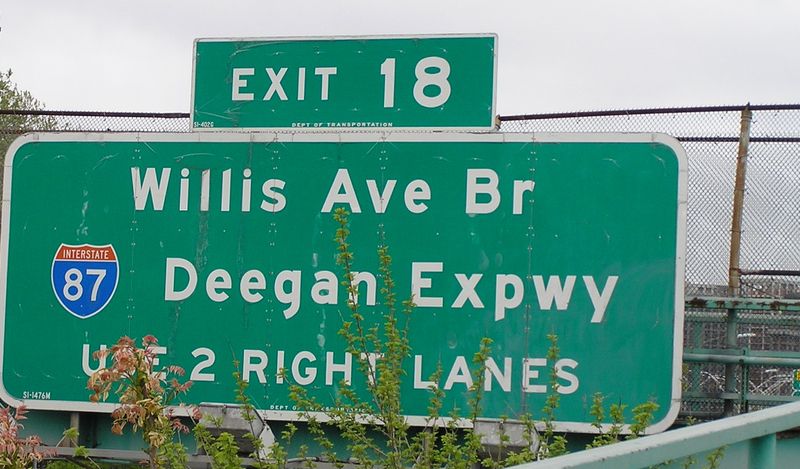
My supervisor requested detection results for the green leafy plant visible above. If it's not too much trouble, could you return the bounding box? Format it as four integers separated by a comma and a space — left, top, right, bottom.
628, 401, 659, 439
285, 209, 550, 468
705, 446, 726, 469
192, 362, 298, 469
87, 335, 194, 468
287, 207, 419, 467
0, 405, 48, 468
538, 334, 568, 459
55, 427, 99, 468
192, 423, 241, 469
196, 364, 297, 469
0, 69, 60, 199
587, 392, 659, 452
587, 393, 625, 448
0, 423, 99, 469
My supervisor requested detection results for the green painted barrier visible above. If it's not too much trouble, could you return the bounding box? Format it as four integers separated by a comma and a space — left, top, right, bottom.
511, 400, 800, 468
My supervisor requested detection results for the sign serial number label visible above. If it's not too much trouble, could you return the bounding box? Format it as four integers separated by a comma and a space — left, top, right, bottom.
22, 391, 51, 400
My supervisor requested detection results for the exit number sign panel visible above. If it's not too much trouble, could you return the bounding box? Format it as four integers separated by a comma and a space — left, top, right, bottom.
191, 34, 497, 131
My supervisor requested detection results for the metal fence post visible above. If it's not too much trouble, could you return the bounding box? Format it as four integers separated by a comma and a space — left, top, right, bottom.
69, 412, 80, 447
725, 104, 753, 416
748, 433, 776, 469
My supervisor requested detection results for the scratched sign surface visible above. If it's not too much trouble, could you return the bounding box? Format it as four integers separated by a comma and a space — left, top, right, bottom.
0, 132, 685, 432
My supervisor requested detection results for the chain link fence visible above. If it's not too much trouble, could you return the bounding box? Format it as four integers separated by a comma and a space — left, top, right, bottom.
501, 104, 800, 294
0, 110, 191, 135
4, 104, 800, 422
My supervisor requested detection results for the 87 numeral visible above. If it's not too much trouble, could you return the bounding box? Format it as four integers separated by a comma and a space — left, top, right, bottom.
63, 268, 107, 302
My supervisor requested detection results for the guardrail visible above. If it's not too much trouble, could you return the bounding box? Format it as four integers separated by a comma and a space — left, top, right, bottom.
512, 399, 800, 468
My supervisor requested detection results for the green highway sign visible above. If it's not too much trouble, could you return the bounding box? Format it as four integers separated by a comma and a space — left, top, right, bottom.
191, 34, 497, 131
1, 132, 685, 432
793, 370, 800, 396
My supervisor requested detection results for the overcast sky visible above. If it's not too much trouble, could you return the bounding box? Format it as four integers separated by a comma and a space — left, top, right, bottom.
0, 0, 798, 115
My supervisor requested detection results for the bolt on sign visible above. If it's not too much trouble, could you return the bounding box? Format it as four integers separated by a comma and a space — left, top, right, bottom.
191, 34, 497, 131
0, 132, 685, 433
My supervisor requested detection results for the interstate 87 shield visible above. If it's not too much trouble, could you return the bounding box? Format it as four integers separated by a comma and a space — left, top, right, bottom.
51, 244, 119, 319
0, 132, 686, 433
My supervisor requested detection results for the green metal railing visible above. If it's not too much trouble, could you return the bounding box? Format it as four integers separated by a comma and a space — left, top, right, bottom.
512, 400, 800, 468
683, 296, 800, 416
